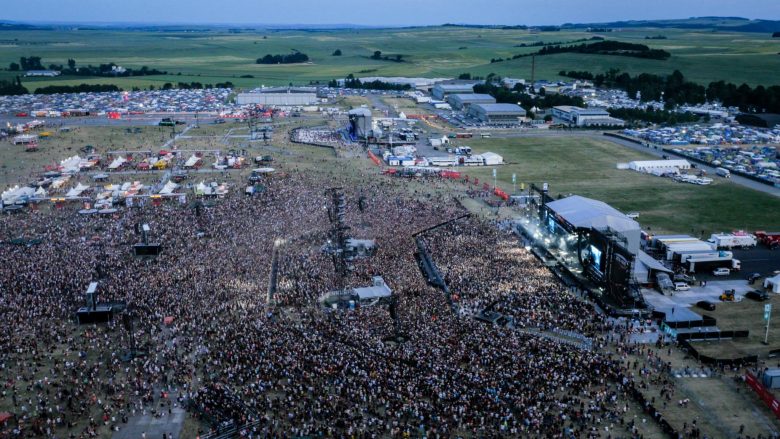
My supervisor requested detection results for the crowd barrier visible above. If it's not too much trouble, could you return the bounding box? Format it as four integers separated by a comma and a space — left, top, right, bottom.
745, 373, 780, 419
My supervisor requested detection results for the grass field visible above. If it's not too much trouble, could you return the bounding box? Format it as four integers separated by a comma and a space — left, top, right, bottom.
461, 136, 780, 235
0, 26, 779, 92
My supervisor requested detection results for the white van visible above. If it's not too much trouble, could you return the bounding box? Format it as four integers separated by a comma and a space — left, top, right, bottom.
674, 282, 690, 292
713, 268, 731, 276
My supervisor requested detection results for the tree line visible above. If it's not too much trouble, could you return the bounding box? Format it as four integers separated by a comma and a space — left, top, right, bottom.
328, 74, 411, 91
256, 52, 309, 64
607, 107, 702, 125
561, 68, 780, 113
495, 40, 670, 63
473, 81, 584, 111
0, 77, 28, 96
10, 57, 166, 77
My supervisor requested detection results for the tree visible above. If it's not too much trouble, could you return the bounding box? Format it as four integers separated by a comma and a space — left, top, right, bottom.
8, 62, 19, 71
371, 51, 382, 60
67, 58, 76, 70
332, 49, 342, 56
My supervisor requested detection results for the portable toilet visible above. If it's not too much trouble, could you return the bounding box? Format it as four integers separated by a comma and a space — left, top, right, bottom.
762, 369, 780, 389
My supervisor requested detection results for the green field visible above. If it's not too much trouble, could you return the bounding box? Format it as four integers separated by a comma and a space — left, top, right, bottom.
461, 135, 780, 235
1, 26, 779, 91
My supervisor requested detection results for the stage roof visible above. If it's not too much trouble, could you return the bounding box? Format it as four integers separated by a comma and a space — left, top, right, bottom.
546, 195, 639, 233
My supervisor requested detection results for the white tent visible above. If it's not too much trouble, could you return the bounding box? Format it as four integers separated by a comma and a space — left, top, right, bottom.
66, 183, 90, 198
184, 155, 201, 168
765, 274, 780, 294
60, 155, 83, 174
108, 157, 127, 170
159, 181, 179, 195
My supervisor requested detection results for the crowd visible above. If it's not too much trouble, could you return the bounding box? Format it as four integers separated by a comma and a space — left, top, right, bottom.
290, 128, 349, 148
0, 166, 702, 438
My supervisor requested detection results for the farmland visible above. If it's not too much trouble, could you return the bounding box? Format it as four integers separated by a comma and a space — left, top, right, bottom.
1, 25, 780, 92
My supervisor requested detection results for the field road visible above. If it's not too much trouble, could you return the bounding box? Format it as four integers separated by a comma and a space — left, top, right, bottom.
490, 130, 780, 198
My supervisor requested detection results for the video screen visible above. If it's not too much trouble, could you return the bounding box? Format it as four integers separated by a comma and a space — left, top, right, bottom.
589, 245, 603, 272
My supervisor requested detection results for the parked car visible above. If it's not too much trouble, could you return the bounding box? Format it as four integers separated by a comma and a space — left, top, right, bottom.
746, 272, 762, 283
745, 290, 770, 301
674, 282, 691, 292
696, 301, 716, 311
713, 268, 731, 276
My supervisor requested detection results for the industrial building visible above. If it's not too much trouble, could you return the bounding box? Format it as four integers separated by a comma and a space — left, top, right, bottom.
431, 81, 482, 100
552, 106, 625, 127
237, 88, 318, 106
447, 94, 496, 110
468, 103, 526, 124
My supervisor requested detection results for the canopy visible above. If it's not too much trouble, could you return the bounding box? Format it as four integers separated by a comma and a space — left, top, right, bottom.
158, 181, 179, 195
765, 274, 780, 294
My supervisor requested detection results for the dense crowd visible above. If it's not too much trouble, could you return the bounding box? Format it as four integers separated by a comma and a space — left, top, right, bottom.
0, 168, 677, 438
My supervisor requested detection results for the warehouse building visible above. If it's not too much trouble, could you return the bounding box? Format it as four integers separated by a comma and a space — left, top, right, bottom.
447, 93, 496, 110
431, 81, 481, 100
237, 90, 318, 106
552, 106, 624, 127
468, 103, 526, 124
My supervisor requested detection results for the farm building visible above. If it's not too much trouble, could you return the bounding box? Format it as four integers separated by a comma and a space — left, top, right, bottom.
431, 81, 481, 100
628, 160, 691, 174
552, 106, 625, 127
468, 103, 526, 124
447, 94, 496, 110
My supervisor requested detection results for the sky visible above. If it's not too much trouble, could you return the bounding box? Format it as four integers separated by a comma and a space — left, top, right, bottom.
5, 0, 780, 26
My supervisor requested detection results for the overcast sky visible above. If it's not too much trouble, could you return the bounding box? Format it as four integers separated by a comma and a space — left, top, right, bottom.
6, 0, 780, 26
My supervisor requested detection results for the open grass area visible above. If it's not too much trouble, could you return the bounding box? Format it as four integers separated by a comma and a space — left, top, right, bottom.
693, 293, 780, 359
462, 135, 780, 235
0, 26, 779, 92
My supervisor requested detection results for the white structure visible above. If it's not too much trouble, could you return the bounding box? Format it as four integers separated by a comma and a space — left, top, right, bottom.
475, 152, 504, 165
237, 92, 317, 106
764, 274, 780, 294
707, 233, 757, 249
552, 106, 625, 127
353, 276, 392, 301
429, 136, 450, 147
25, 70, 60, 77
12, 134, 38, 144
628, 160, 691, 175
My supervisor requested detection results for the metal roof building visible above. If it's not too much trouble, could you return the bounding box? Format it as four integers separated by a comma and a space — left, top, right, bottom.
447, 93, 496, 110
237, 92, 318, 106
431, 82, 481, 100
467, 103, 526, 124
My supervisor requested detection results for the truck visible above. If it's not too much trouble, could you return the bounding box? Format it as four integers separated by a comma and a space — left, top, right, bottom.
707, 232, 757, 249
755, 231, 780, 249
715, 167, 731, 178
683, 253, 741, 273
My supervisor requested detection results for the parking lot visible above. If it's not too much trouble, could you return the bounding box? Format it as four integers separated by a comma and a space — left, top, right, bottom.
643, 279, 756, 310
